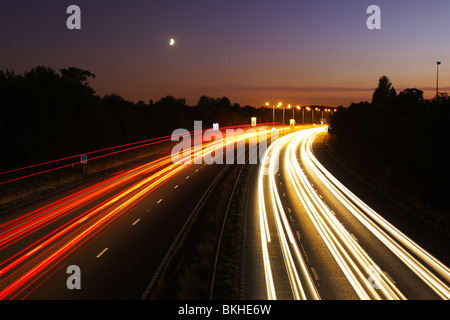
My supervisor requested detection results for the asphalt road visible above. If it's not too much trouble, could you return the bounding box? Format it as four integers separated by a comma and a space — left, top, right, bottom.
0, 125, 271, 299
0, 156, 226, 299
244, 127, 450, 300
2, 125, 448, 300
0, 125, 275, 300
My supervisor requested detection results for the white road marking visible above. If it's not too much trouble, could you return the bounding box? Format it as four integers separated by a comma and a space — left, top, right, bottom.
311, 267, 320, 281
96, 248, 109, 258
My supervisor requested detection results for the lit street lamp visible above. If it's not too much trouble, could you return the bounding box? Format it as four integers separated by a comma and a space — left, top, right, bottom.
276, 102, 283, 132
266, 102, 275, 128
306, 106, 311, 123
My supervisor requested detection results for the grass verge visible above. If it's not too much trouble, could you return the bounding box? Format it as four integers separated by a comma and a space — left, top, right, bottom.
212, 164, 253, 299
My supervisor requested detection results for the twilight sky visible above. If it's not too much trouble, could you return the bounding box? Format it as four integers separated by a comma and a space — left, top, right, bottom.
1, 0, 449, 107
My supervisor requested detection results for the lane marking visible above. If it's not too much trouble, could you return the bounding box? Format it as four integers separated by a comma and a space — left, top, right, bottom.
132, 219, 141, 226
96, 248, 109, 258
174, 185, 179, 189
311, 267, 320, 281
157, 199, 163, 204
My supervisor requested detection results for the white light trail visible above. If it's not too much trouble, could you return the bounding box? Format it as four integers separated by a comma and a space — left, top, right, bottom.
303, 130, 450, 300
258, 126, 450, 300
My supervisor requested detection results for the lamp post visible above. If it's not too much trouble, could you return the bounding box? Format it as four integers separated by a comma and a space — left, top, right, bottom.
302, 106, 305, 125
306, 106, 311, 124
436, 61, 441, 100
266, 102, 274, 128
288, 104, 295, 130
276, 102, 282, 132
283, 104, 288, 135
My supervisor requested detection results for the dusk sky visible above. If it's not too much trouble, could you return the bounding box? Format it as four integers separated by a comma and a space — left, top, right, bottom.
1, 0, 449, 107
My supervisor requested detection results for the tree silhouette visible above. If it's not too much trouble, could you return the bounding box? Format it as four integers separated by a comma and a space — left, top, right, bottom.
329, 75, 450, 236
372, 76, 397, 108
395, 88, 424, 113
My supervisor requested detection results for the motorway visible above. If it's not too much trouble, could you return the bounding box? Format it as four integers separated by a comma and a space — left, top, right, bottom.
0, 126, 270, 299
244, 126, 450, 300
1, 125, 449, 300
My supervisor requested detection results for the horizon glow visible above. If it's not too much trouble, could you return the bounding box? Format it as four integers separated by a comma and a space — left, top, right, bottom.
1, 0, 449, 107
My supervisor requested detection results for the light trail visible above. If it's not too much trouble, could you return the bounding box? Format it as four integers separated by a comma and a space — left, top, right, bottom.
0, 126, 271, 299
302, 129, 450, 300
258, 126, 450, 300
258, 130, 320, 300
0, 123, 273, 185
288, 128, 404, 299
0, 157, 173, 249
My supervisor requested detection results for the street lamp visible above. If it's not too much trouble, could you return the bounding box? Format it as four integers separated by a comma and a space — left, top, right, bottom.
300, 105, 305, 125
277, 102, 282, 131
436, 61, 441, 100
283, 104, 289, 135
266, 102, 275, 128
288, 104, 296, 130
306, 106, 311, 124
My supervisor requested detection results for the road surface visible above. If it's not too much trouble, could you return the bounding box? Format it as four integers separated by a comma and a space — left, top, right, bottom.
0, 127, 270, 299
244, 126, 450, 300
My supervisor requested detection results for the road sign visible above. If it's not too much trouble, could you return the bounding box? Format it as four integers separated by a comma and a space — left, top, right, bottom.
80, 154, 87, 164
213, 123, 219, 131
251, 117, 257, 127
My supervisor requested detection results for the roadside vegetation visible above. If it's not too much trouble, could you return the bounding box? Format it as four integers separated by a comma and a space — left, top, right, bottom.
149, 164, 252, 299
0, 66, 270, 207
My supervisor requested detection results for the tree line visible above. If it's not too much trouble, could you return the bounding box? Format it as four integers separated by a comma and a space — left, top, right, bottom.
328, 76, 450, 235
0, 66, 277, 172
